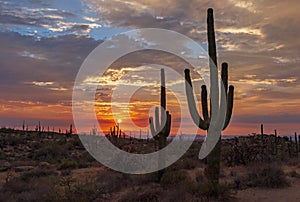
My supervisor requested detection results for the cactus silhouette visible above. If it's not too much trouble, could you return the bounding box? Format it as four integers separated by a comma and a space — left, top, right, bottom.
22, 120, 25, 131
184, 8, 234, 186
69, 124, 73, 135
294, 132, 298, 154
261, 124, 264, 141
38, 121, 41, 133
149, 68, 172, 181
109, 125, 122, 145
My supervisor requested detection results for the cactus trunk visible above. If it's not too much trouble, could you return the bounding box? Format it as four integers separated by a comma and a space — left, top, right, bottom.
295, 132, 298, 154
275, 129, 278, 155
261, 124, 264, 141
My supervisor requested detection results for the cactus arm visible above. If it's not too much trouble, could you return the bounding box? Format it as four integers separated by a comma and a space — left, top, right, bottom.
221, 63, 228, 95
223, 85, 234, 130
201, 85, 209, 124
149, 117, 159, 140
164, 112, 171, 137
160, 69, 167, 130
184, 69, 208, 130
220, 62, 234, 130
154, 106, 160, 132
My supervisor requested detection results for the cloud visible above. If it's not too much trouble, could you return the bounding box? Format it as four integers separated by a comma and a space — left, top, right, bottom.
29, 81, 54, 86
0, 31, 101, 104
0, 0, 105, 38
0, 0, 299, 133
18, 51, 48, 60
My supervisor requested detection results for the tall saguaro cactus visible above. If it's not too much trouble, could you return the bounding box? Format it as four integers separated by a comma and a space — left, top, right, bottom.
184, 8, 234, 186
149, 68, 172, 181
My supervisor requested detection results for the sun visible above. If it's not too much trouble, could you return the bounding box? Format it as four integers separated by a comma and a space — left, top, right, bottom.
117, 119, 122, 124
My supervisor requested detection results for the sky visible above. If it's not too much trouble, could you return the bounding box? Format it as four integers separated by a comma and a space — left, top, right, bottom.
0, 0, 299, 136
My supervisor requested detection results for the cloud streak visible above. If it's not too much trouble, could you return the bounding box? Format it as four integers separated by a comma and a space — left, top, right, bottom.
0, 0, 299, 134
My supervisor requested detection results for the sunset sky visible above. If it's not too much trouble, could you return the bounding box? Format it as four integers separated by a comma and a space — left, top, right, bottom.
0, 0, 299, 136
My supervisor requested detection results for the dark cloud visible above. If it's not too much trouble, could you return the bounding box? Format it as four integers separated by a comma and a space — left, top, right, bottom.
0, 0, 299, 132
0, 32, 101, 104
0, 2, 75, 26
234, 114, 300, 124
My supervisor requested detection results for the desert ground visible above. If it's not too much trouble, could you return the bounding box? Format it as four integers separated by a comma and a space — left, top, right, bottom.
0, 128, 300, 201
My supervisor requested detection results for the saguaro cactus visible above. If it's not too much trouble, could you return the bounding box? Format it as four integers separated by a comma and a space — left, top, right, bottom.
294, 132, 298, 154
149, 68, 172, 181
274, 129, 278, 155
69, 124, 73, 135
109, 125, 122, 145
22, 120, 25, 131
38, 121, 41, 133
184, 8, 234, 186
261, 124, 264, 141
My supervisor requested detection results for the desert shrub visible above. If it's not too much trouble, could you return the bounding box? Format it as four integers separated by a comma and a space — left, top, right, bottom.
288, 170, 300, 178
286, 157, 300, 166
0, 150, 6, 160
11, 160, 36, 167
59, 160, 78, 170
63, 183, 105, 202
19, 169, 58, 181
245, 165, 289, 188
120, 172, 157, 187
69, 136, 83, 148
79, 151, 96, 163
78, 161, 90, 168
119, 188, 161, 202
60, 169, 72, 176
29, 143, 67, 163
197, 182, 235, 201
0, 170, 59, 201
95, 171, 127, 193
56, 174, 107, 201
4, 135, 25, 146
170, 158, 198, 171
277, 150, 288, 161
31, 141, 43, 150
160, 170, 190, 188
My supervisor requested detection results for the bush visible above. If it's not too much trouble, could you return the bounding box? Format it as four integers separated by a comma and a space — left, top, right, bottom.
0, 170, 59, 201
198, 182, 235, 201
246, 165, 289, 188
288, 170, 300, 178
120, 188, 160, 202
19, 169, 58, 181
59, 160, 78, 170
4, 135, 25, 146
170, 158, 198, 171
160, 170, 189, 188
29, 143, 67, 163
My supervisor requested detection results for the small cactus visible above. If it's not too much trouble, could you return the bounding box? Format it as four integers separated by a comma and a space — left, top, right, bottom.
22, 120, 25, 131
298, 135, 300, 152
69, 124, 73, 135
274, 129, 278, 155
38, 121, 41, 133
109, 125, 122, 145
294, 132, 298, 154
261, 124, 264, 141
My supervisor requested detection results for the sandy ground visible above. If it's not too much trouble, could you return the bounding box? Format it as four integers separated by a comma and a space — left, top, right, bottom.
236, 178, 300, 202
